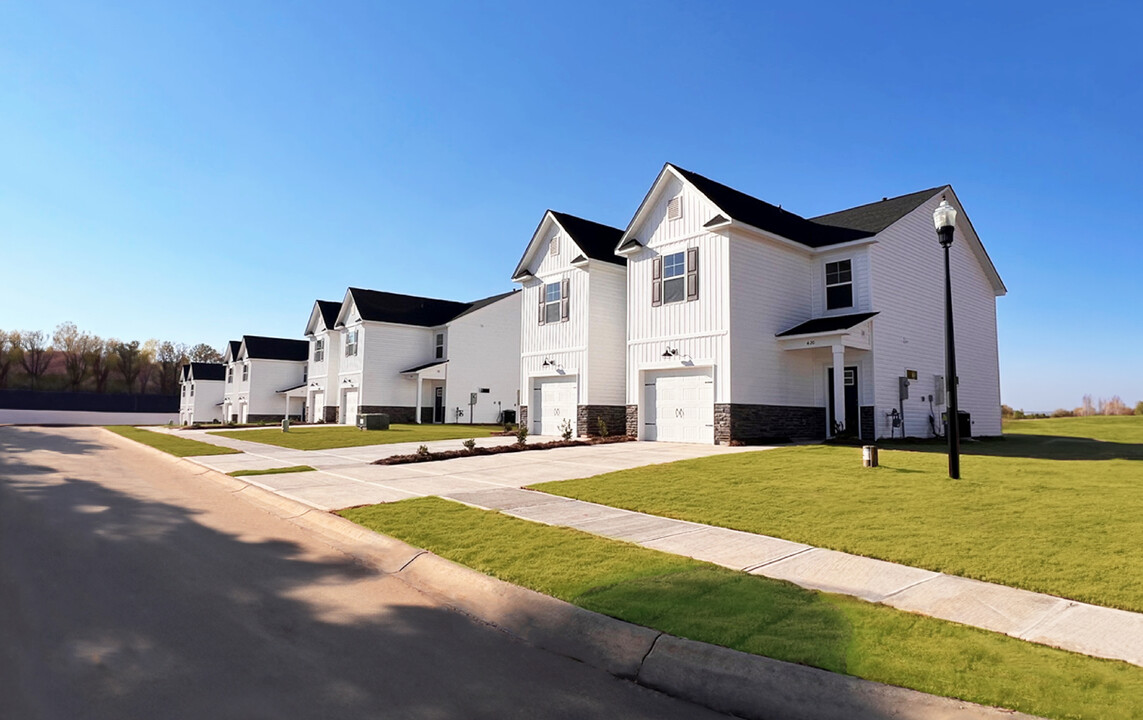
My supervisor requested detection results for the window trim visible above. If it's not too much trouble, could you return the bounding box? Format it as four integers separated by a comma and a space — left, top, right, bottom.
435, 332, 445, 360
314, 338, 325, 363
227, 366, 233, 384
241, 363, 249, 382
825, 259, 854, 310
661, 251, 686, 304
345, 329, 359, 357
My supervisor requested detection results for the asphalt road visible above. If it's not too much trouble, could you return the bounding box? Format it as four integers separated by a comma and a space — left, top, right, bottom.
0, 426, 727, 720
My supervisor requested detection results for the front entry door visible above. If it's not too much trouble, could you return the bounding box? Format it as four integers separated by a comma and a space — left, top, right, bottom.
828, 366, 860, 437
433, 387, 444, 423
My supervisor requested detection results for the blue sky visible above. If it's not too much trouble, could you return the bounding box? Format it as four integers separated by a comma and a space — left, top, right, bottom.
2, 1, 1140, 411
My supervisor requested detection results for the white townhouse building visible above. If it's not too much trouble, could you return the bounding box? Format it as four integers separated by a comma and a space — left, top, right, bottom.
511, 211, 627, 437
332, 287, 521, 426
220, 335, 309, 423
301, 299, 342, 423
178, 362, 225, 425
609, 163, 1004, 444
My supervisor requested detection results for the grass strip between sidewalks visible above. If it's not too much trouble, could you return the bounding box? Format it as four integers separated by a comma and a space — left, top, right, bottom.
208, 424, 505, 450
341, 496, 1143, 720
228, 465, 316, 477
530, 416, 1143, 613
105, 426, 242, 457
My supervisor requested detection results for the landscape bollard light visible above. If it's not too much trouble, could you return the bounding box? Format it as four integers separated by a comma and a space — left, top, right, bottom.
862, 445, 879, 468
933, 197, 960, 480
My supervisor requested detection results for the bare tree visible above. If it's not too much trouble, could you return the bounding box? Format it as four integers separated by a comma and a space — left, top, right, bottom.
53, 322, 98, 391
16, 330, 54, 390
188, 343, 222, 363
0, 330, 14, 389
156, 341, 189, 395
114, 340, 142, 392
90, 338, 115, 393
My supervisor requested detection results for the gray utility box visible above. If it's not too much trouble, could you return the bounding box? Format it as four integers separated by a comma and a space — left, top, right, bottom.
357, 413, 391, 431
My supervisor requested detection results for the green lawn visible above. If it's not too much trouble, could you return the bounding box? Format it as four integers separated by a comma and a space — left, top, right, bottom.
228, 465, 316, 477
530, 416, 1143, 612
341, 497, 1143, 720
105, 426, 242, 457
207, 424, 505, 450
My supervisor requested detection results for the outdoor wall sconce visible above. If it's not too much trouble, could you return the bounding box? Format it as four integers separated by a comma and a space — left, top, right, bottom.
662, 347, 679, 359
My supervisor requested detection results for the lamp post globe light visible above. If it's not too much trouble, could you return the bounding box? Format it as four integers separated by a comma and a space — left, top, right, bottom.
933, 197, 960, 479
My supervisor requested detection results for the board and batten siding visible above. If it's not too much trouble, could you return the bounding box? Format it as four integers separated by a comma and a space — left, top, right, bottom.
869, 194, 1002, 438
444, 292, 521, 424
585, 263, 626, 407
518, 222, 590, 411
626, 174, 732, 406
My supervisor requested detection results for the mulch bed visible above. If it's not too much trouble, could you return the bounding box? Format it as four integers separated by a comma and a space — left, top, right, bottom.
374, 435, 633, 465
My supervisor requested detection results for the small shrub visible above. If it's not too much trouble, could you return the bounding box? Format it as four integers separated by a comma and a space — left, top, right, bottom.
597, 416, 609, 437
462, 438, 477, 452
515, 425, 528, 446
416, 444, 430, 457
559, 418, 574, 441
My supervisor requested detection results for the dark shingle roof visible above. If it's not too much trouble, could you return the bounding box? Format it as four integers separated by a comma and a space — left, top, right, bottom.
242, 335, 308, 361
189, 362, 226, 381
316, 300, 341, 330
671, 165, 872, 248
347, 288, 515, 328
776, 312, 879, 337
227, 340, 241, 359
399, 360, 449, 374
549, 212, 625, 265
810, 187, 943, 233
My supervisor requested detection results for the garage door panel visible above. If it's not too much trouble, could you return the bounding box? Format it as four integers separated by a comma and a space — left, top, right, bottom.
645, 370, 713, 444
534, 377, 577, 437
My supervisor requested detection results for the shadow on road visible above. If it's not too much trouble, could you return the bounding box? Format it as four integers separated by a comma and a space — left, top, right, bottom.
0, 428, 722, 720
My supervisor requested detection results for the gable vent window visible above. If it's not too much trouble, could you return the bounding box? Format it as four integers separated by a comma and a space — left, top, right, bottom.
550, 234, 560, 256
345, 329, 359, 357
652, 247, 699, 306
435, 332, 445, 359
314, 338, 325, 362
667, 196, 682, 221
825, 259, 854, 310
539, 278, 570, 324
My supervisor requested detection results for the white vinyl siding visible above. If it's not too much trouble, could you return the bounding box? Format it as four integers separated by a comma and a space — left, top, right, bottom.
869, 193, 1002, 438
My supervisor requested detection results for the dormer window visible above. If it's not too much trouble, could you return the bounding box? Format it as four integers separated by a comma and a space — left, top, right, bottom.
825, 260, 853, 310
314, 338, 325, 362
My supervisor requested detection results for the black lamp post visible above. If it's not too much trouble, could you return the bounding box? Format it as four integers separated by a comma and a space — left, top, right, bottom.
933, 198, 960, 479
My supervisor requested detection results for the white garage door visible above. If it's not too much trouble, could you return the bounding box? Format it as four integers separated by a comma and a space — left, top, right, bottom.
533, 377, 577, 437
343, 389, 359, 425
645, 369, 714, 444
312, 391, 324, 422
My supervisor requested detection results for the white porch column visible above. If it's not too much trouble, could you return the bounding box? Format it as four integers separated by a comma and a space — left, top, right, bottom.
832, 344, 846, 435
415, 375, 423, 424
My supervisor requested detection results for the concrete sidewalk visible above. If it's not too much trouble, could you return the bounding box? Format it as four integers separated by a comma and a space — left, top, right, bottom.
443, 486, 1143, 669
160, 427, 1143, 670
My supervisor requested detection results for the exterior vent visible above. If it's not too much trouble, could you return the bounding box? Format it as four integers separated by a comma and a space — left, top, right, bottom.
550, 234, 560, 256
667, 196, 682, 221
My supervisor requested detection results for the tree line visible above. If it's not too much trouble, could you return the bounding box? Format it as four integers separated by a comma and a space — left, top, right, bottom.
0, 322, 221, 396
1003, 395, 1143, 420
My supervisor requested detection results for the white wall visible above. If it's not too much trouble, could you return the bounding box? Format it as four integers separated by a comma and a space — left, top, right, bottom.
357, 322, 433, 407
626, 173, 732, 405
585, 263, 627, 406
189, 379, 224, 423
246, 359, 307, 417
869, 193, 1003, 438
0, 410, 178, 425
445, 292, 521, 424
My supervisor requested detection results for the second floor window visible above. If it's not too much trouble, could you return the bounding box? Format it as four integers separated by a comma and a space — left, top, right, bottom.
825, 260, 853, 310
539, 279, 568, 324
190, 384, 194, 397
662, 252, 686, 304
314, 338, 324, 362
345, 329, 359, 357
227, 367, 233, 384
242, 364, 249, 382
435, 333, 445, 359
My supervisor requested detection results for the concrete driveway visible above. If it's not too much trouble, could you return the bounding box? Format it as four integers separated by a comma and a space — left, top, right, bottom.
166, 429, 768, 511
